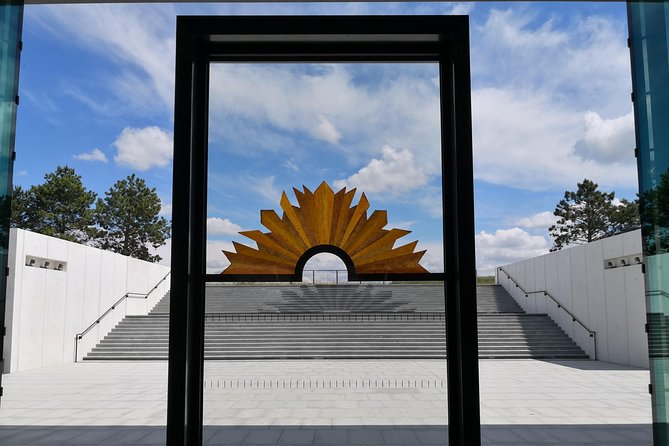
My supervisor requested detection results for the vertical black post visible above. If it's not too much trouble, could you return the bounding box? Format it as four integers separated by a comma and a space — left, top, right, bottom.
0, 1, 22, 401
167, 20, 209, 446
440, 20, 481, 446
167, 19, 192, 446
185, 47, 209, 445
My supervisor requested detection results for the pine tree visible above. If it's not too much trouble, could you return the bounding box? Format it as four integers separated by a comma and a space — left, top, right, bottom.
639, 169, 669, 255
549, 179, 639, 251
94, 174, 170, 262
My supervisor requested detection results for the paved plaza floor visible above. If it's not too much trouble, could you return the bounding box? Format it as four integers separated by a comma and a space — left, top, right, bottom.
0, 359, 652, 445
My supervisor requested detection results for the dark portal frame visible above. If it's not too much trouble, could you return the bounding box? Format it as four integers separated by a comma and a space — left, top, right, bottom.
168, 15, 479, 446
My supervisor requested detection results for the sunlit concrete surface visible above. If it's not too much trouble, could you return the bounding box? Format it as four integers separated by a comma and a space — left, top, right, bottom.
0, 359, 652, 445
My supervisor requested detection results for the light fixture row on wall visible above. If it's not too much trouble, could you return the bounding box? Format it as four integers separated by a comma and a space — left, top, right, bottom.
24, 256, 66, 272
604, 254, 643, 270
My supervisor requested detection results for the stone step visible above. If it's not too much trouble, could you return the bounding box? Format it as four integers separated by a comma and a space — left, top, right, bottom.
85, 284, 587, 361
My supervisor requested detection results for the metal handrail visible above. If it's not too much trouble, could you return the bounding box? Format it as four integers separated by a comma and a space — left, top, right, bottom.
497, 266, 597, 360
74, 270, 171, 362
204, 312, 445, 322
647, 289, 669, 299
302, 269, 348, 284
299, 269, 391, 285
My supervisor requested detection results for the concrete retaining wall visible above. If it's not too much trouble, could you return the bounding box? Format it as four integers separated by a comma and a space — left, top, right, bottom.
497, 229, 647, 368
3, 228, 170, 373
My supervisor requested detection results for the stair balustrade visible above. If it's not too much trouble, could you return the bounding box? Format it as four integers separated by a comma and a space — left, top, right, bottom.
300, 269, 391, 284
497, 266, 597, 360
74, 271, 171, 362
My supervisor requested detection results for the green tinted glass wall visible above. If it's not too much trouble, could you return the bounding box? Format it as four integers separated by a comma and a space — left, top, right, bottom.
628, 1, 669, 443
0, 0, 22, 389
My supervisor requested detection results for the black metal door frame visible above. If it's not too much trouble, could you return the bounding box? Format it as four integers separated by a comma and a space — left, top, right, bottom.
167, 15, 479, 446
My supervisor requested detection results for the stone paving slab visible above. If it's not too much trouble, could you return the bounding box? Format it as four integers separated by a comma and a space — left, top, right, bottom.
0, 359, 653, 445
0, 425, 653, 445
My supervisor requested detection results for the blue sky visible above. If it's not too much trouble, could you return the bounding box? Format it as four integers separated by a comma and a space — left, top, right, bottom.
14, 2, 637, 274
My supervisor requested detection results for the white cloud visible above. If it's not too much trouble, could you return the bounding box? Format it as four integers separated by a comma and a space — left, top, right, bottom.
448, 3, 475, 16
473, 10, 630, 113
159, 203, 172, 217
417, 241, 444, 273
470, 8, 637, 191
206, 240, 234, 274
32, 4, 638, 194
418, 190, 443, 218
472, 88, 637, 190
209, 64, 441, 173
150, 237, 236, 274
113, 126, 173, 171
249, 175, 281, 203
73, 148, 108, 163
283, 159, 300, 172
515, 211, 557, 230
475, 227, 549, 275
207, 217, 243, 236
32, 4, 176, 115
303, 253, 348, 271
388, 220, 416, 230
574, 111, 635, 163
481, 9, 569, 50
151, 237, 171, 267
334, 146, 428, 195
313, 115, 341, 144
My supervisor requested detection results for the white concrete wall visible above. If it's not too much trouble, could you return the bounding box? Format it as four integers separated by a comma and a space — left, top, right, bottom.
497, 229, 648, 368
3, 229, 170, 373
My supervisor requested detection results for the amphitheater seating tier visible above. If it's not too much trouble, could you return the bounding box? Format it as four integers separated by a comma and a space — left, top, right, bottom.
84, 284, 588, 360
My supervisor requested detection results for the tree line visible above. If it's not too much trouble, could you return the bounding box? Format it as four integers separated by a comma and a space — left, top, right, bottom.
549, 179, 640, 251
9, 169, 643, 260
11, 166, 170, 262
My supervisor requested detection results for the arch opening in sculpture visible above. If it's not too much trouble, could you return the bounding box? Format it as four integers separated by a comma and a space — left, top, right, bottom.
296, 245, 355, 282
219, 181, 436, 281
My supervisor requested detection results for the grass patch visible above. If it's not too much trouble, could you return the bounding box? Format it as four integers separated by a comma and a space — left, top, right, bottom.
476, 276, 495, 285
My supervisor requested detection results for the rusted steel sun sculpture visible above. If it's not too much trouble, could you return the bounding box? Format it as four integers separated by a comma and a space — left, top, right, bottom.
221, 181, 429, 278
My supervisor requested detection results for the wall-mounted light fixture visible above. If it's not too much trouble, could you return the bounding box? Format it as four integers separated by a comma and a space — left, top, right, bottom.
24, 256, 67, 272
604, 254, 643, 270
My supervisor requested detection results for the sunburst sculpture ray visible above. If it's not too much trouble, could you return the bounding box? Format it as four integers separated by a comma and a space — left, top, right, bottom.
221, 181, 429, 276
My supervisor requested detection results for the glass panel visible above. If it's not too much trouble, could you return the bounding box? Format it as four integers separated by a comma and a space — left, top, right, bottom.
205, 62, 444, 279
629, 1, 669, 443
0, 1, 22, 383
203, 62, 447, 435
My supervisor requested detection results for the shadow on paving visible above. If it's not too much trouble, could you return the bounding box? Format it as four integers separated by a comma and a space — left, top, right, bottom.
535, 359, 649, 372
0, 424, 652, 445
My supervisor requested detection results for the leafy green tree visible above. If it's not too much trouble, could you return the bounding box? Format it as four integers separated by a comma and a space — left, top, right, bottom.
94, 174, 170, 262
11, 166, 97, 243
549, 179, 639, 251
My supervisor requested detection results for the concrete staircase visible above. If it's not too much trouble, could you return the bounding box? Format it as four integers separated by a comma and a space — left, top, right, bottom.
84, 284, 589, 360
